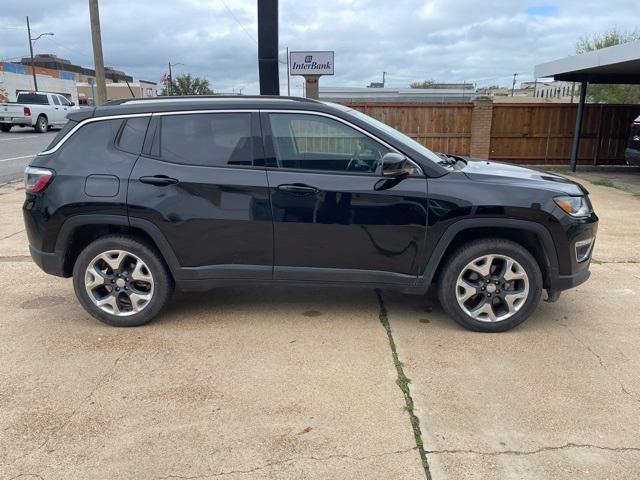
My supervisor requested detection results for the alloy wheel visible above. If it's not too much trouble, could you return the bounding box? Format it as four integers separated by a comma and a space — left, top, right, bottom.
455, 254, 529, 323
84, 250, 154, 316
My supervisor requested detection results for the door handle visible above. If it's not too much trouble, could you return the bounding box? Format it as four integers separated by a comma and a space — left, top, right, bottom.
276, 184, 319, 195
139, 175, 179, 186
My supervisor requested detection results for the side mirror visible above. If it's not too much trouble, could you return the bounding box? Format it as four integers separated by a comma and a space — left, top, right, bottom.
381, 152, 413, 178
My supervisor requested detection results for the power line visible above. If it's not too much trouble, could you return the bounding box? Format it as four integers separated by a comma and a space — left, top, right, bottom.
218, 0, 257, 44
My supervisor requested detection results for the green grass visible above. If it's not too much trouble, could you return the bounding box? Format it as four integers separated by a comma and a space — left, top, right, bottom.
590, 178, 616, 188
545, 166, 571, 175
376, 290, 431, 478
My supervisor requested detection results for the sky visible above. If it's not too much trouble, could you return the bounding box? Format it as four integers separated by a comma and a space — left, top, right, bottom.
0, 0, 637, 95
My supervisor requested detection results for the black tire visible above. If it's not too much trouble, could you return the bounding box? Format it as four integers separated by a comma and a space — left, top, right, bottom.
0, 124, 12, 132
437, 238, 542, 332
72, 235, 174, 327
34, 115, 48, 133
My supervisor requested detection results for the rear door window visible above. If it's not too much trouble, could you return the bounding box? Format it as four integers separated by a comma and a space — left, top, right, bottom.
156, 113, 253, 167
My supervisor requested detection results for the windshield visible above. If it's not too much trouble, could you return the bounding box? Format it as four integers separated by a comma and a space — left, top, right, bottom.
346, 108, 444, 164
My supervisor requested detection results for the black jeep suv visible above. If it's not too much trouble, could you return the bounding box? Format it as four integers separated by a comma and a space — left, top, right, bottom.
23, 96, 598, 332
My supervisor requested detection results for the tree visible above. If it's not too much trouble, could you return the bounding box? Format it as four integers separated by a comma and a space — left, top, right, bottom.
161, 73, 213, 96
410, 79, 436, 89
575, 28, 640, 104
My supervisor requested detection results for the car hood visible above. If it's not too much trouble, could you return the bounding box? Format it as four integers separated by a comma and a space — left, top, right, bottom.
461, 160, 586, 196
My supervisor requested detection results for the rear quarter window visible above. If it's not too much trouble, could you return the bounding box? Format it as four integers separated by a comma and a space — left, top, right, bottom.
116, 117, 150, 155
56, 119, 123, 159
45, 120, 78, 150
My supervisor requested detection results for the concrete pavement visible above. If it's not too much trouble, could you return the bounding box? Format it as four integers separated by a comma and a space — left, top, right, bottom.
384, 180, 640, 479
0, 127, 56, 184
0, 184, 423, 479
1, 175, 639, 479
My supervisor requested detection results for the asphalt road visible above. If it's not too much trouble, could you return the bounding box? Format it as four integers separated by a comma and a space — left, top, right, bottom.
0, 127, 57, 184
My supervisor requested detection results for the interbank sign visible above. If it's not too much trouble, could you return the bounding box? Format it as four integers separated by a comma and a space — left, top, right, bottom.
289, 51, 335, 76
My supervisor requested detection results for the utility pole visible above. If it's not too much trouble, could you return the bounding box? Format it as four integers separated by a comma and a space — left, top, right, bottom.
511, 73, 518, 96
257, 0, 279, 95
166, 62, 183, 96
286, 47, 290, 96
88, 0, 107, 105
26, 17, 54, 91
382, 71, 387, 87
26, 16, 38, 90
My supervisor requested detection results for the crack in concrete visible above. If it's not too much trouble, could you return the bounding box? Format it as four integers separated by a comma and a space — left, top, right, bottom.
559, 322, 640, 406
0, 229, 24, 241
8, 475, 44, 480
425, 442, 640, 456
0, 255, 31, 262
155, 447, 417, 479
9, 351, 128, 463
375, 290, 432, 480
592, 259, 639, 264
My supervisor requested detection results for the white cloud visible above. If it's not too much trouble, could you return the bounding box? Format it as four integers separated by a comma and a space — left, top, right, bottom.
0, 0, 637, 95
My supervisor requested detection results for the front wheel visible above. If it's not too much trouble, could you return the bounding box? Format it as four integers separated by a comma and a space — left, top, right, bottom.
437, 239, 542, 332
72, 235, 173, 326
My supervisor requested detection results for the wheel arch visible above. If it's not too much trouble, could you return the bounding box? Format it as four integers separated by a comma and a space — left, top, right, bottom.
55, 215, 180, 278
419, 218, 559, 292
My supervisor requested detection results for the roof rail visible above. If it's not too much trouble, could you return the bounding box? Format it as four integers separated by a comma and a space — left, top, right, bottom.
103, 95, 319, 106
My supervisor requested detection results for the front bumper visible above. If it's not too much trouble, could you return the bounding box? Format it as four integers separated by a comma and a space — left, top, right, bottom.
546, 214, 598, 299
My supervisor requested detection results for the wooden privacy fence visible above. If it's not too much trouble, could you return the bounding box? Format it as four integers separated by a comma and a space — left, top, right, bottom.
346, 101, 640, 165
346, 103, 474, 158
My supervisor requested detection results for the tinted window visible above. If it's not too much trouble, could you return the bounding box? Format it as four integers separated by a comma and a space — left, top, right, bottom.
158, 113, 253, 167
59, 119, 123, 158
16, 93, 48, 105
59, 96, 72, 106
45, 120, 78, 150
52, 95, 60, 106
268, 113, 390, 174
117, 117, 149, 155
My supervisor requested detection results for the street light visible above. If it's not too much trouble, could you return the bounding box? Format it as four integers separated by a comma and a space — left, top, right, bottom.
167, 62, 184, 96
26, 16, 54, 91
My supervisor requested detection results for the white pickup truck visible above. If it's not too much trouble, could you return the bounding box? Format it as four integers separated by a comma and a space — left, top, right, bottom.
0, 91, 79, 133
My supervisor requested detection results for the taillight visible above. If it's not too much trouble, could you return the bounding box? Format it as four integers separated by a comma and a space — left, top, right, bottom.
23, 106, 31, 116
24, 166, 54, 193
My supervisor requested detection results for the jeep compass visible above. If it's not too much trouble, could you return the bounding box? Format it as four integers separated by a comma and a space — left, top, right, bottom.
23, 96, 598, 332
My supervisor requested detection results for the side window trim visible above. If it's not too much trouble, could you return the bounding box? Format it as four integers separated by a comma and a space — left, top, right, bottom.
260, 110, 424, 177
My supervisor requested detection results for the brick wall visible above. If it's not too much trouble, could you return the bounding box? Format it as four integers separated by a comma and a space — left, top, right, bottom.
469, 97, 493, 159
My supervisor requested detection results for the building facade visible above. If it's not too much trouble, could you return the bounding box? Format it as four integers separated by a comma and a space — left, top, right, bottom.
0, 62, 78, 103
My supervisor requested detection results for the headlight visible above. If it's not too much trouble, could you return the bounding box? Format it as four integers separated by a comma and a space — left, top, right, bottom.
553, 195, 591, 217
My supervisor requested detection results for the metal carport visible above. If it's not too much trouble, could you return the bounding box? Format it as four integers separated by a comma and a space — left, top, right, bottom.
535, 40, 640, 171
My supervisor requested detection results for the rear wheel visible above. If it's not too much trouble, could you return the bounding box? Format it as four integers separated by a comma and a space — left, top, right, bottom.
72, 235, 173, 326
34, 115, 48, 133
0, 124, 11, 132
437, 239, 542, 332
